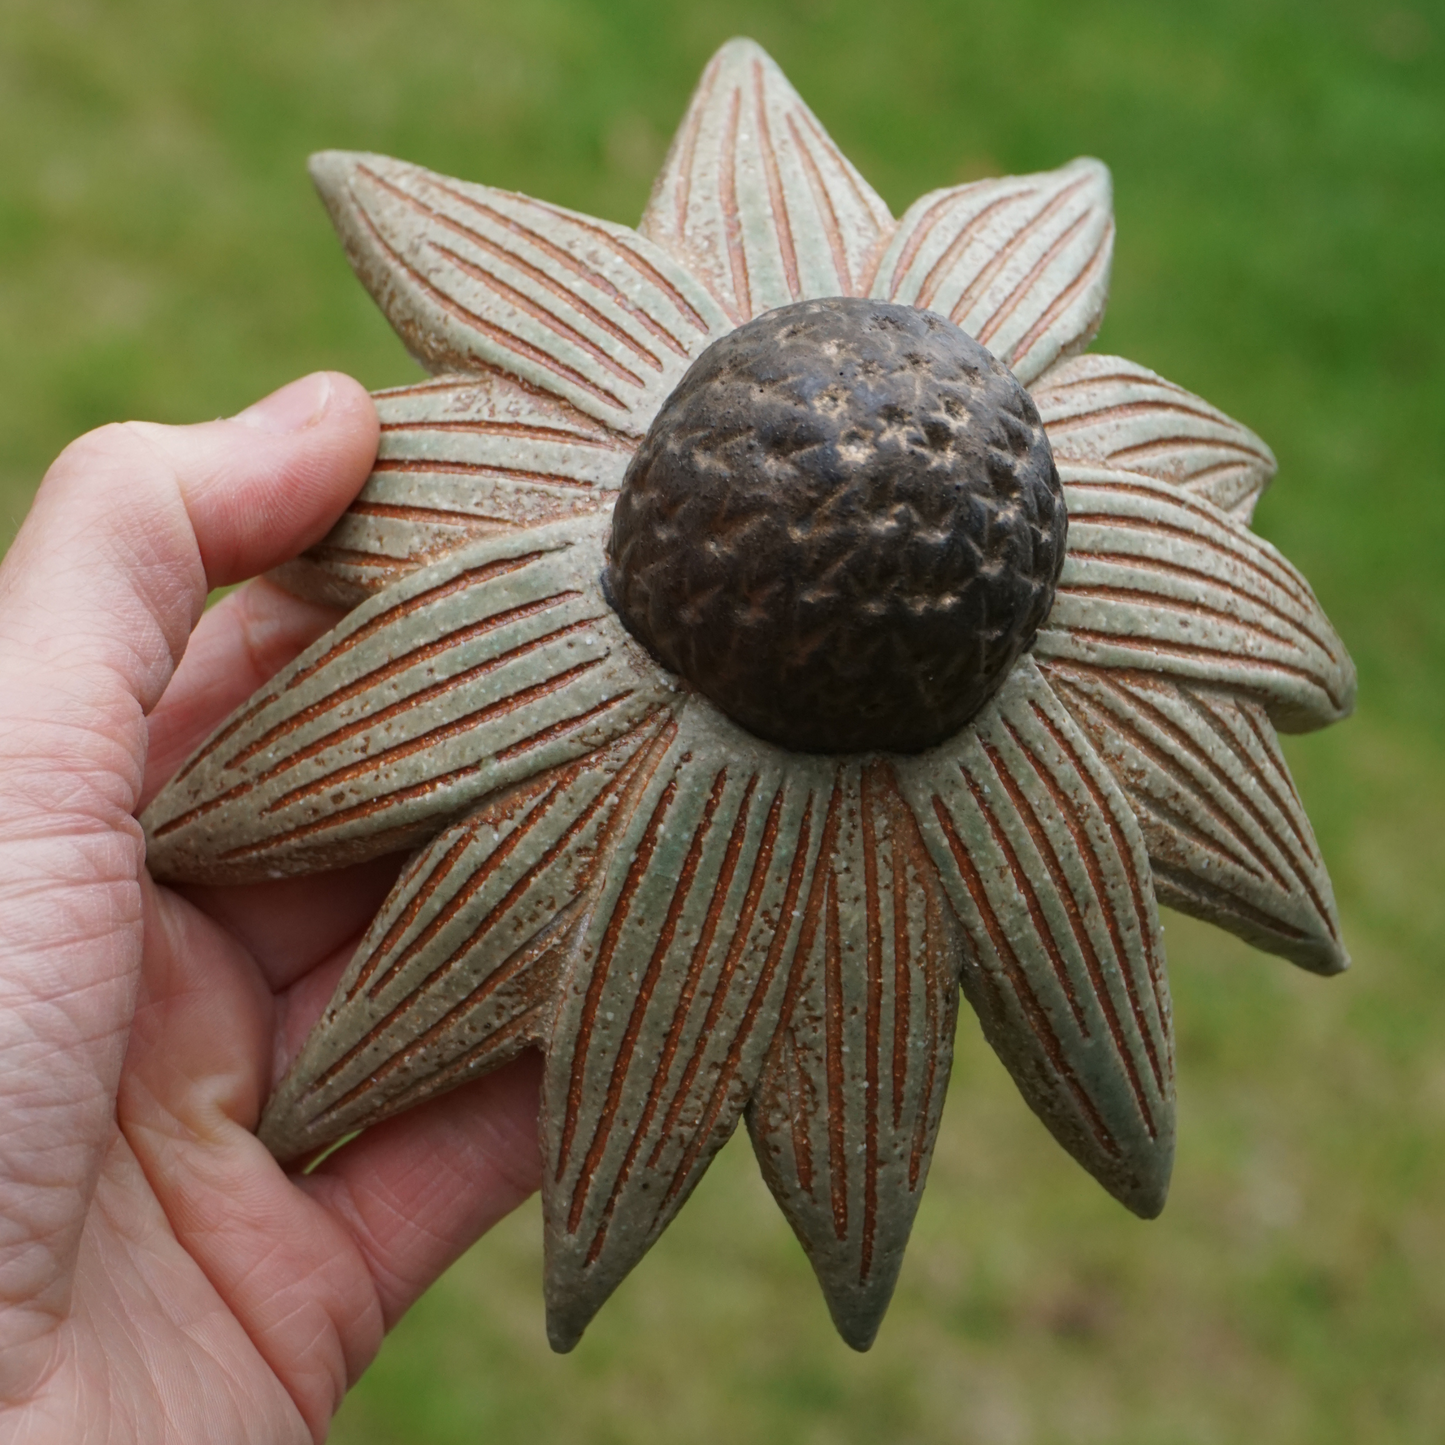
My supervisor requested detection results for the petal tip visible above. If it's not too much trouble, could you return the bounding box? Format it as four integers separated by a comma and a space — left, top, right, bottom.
256, 1099, 310, 1167
837, 1321, 881, 1353
796, 1230, 908, 1354
544, 1311, 586, 1355
1339, 657, 1359, 720
1068, 155, 1113, 192
825, 1294, 889, 1352
1267, 908, 1350, 975
544, 1279, 601, 1354
1112, 1142, 1174, 1220
256, 1063, 346, 1166
713, 34, 774, 64
308, 148, 365, 196
308, 150, 375, 240
307, 149, 403, 232
1305, 938, 1351, 977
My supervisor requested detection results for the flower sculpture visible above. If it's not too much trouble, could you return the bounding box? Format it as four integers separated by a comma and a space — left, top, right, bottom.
141, 39, 1355, 1352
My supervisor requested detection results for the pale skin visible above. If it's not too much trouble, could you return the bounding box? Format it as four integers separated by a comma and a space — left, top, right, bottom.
0, 373, 543, 1444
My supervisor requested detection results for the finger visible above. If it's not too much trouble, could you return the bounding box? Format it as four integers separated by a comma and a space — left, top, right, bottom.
121, 879, 386, 1440
124, 879, 541, 1433
0, 375, 376, 1333
175, 853, 405, 996
264, 937, 541, 1331
297, 1053, 544, 1328
141, 578, 345, 811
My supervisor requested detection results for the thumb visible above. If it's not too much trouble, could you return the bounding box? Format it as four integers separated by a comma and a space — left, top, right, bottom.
0, 374, 376, 1370
0, 371, 378, 725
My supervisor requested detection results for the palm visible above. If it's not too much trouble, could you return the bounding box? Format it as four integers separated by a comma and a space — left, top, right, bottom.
0, 381, 540, 1443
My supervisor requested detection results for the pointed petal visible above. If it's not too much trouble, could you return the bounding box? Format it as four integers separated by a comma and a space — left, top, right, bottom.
639, 38, 893, 321
310, 150, 731, 432
870, 159, 1114, 386
258, 719, 670, 1162
271, 375, 637, 607
541, 704, 831, 1352
895, 657, 1175, 1218
745, 761, 961, 1350
142, 518, 675, 885
1032, 355, 1277, 523
1035, 467, 1356, 732
1043, 664, 1347, 975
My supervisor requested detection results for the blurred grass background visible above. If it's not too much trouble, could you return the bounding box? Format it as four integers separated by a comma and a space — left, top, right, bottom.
2, 0, 1442, 1440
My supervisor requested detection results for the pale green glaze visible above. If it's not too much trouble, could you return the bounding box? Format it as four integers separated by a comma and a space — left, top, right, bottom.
140, 36, 1354, 1354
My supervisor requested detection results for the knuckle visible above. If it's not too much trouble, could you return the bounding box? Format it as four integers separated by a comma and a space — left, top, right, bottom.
50, 421, 150, 476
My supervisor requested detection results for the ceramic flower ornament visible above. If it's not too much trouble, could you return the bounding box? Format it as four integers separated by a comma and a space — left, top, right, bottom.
141, 39, 1355, 1351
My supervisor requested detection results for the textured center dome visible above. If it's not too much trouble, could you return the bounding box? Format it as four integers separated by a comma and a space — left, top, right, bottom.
605, 298, 1068, 754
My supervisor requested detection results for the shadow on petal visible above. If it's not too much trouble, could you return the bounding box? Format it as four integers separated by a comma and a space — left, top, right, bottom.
897, 657, 1176, 1219
1045, 663, 1348, 975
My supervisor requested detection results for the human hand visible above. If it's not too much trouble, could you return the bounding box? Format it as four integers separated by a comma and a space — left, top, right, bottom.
0, 374, 543, 1444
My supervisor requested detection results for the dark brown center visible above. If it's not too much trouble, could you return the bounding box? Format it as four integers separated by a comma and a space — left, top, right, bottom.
604, 297, 1067, 755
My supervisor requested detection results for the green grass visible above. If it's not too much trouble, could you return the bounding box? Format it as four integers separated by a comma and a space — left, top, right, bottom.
3, 0, 1443, 1439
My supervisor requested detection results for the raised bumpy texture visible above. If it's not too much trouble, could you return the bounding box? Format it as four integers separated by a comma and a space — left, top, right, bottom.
606, 298, 1068, 754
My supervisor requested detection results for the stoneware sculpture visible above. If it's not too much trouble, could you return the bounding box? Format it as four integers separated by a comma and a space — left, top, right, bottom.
141, 38, 1355, 1352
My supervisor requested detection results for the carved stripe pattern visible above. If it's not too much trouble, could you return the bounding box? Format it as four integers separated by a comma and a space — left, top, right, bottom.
541, 707, 832, 1352
745, 761, 961, 1351
896, 657, 1175, 1219
1043, 662, 1347, 975
1034, 467, 1356, 733
310, 151, 731, 432
272, 375, 638, 607
142, 38, 1363, 1361
638, 38, 894, 322
141, 519, 674, 885
1031, 355, 1278, 522
256, 720, 673, 1163
869, 159, 1113, 386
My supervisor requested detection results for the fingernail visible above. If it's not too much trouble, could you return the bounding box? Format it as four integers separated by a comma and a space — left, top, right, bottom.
234, 373, 333, 434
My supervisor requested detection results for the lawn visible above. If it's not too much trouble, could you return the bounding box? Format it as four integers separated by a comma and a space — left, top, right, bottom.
2, 0, 1443, 1440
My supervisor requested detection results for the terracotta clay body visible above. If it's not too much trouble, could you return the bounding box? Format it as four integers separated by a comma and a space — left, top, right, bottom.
141, 39, 1355, 1352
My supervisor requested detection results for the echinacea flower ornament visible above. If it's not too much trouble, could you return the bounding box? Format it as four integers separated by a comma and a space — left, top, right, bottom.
142, 39, 1355, 1352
